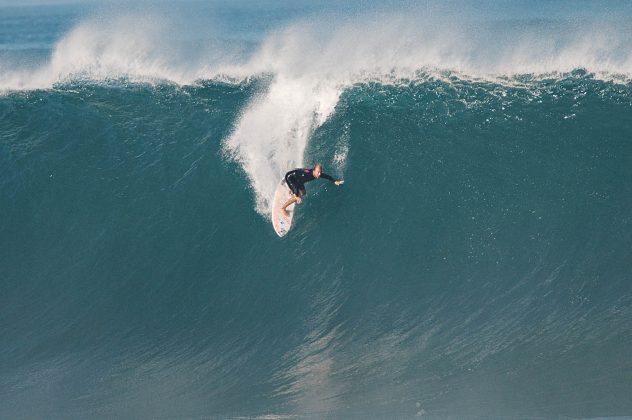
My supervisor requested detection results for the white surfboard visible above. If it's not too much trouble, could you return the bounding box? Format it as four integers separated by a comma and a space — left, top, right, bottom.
271, 178, 296, 237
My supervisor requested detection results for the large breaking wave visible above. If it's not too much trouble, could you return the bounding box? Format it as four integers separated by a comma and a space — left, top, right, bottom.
2, 9, 632, 213
2, 4, 632, 418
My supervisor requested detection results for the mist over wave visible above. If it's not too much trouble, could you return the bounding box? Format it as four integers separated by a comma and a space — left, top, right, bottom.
3, 7, 632, 88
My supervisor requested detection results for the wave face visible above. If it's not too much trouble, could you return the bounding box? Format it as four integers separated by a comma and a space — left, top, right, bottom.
2, 2, 632, 419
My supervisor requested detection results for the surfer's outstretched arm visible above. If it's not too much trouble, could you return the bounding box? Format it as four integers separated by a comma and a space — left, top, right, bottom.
320, 173, 335, 182
320, 172, 344, 185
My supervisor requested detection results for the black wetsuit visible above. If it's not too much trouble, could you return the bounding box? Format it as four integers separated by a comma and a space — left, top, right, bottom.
285, 168, 336, 197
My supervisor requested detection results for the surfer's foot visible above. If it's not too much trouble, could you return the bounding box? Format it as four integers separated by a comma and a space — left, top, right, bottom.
281, 208, 289, 218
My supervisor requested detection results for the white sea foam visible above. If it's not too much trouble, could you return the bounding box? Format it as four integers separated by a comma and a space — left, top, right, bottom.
2, 10, 631, 214
223, 16, 632, 214
223, 73, 341, 214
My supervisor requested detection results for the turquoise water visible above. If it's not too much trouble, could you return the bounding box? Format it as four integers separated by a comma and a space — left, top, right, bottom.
1, 2, 632, 419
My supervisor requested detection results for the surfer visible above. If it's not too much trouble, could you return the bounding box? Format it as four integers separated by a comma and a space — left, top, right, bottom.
282, 164, 344, 216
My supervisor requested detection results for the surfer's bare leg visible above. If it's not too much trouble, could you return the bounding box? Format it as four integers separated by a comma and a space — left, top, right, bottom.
282, 192, 303, 216
282, 196, 298, 216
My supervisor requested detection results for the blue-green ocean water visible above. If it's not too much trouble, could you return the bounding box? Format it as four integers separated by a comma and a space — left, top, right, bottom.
1, 2, 632, 419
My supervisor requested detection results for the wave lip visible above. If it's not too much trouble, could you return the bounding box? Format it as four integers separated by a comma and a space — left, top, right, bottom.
221, 15, 632, 213
2, 51, 632, 420
3, 10, 632, 89
2, 10, 632, 212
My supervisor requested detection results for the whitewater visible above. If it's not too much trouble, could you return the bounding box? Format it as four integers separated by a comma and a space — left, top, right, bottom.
1, 1, 632, 418
3, 2, 632, 213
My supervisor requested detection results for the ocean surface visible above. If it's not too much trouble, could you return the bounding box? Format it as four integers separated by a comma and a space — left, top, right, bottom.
1, 1, 632, 418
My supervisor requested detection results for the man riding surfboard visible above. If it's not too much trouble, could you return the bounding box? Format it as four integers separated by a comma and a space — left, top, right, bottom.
282, 164, 344, 216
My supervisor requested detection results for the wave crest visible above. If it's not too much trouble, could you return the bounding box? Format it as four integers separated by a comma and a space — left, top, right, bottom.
3, 10, 631, 213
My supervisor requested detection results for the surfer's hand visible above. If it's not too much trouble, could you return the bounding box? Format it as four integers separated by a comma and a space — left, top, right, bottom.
335, 180, 344, 186
296, 197, 302, 204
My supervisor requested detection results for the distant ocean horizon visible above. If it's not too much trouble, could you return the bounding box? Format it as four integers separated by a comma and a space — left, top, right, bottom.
2, 1, 632, 418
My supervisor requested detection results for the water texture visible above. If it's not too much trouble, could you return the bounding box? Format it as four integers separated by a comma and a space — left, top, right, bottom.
1, 2, 632, 418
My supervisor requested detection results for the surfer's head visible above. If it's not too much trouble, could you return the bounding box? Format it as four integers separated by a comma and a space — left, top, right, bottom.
313, 164, 322, 178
